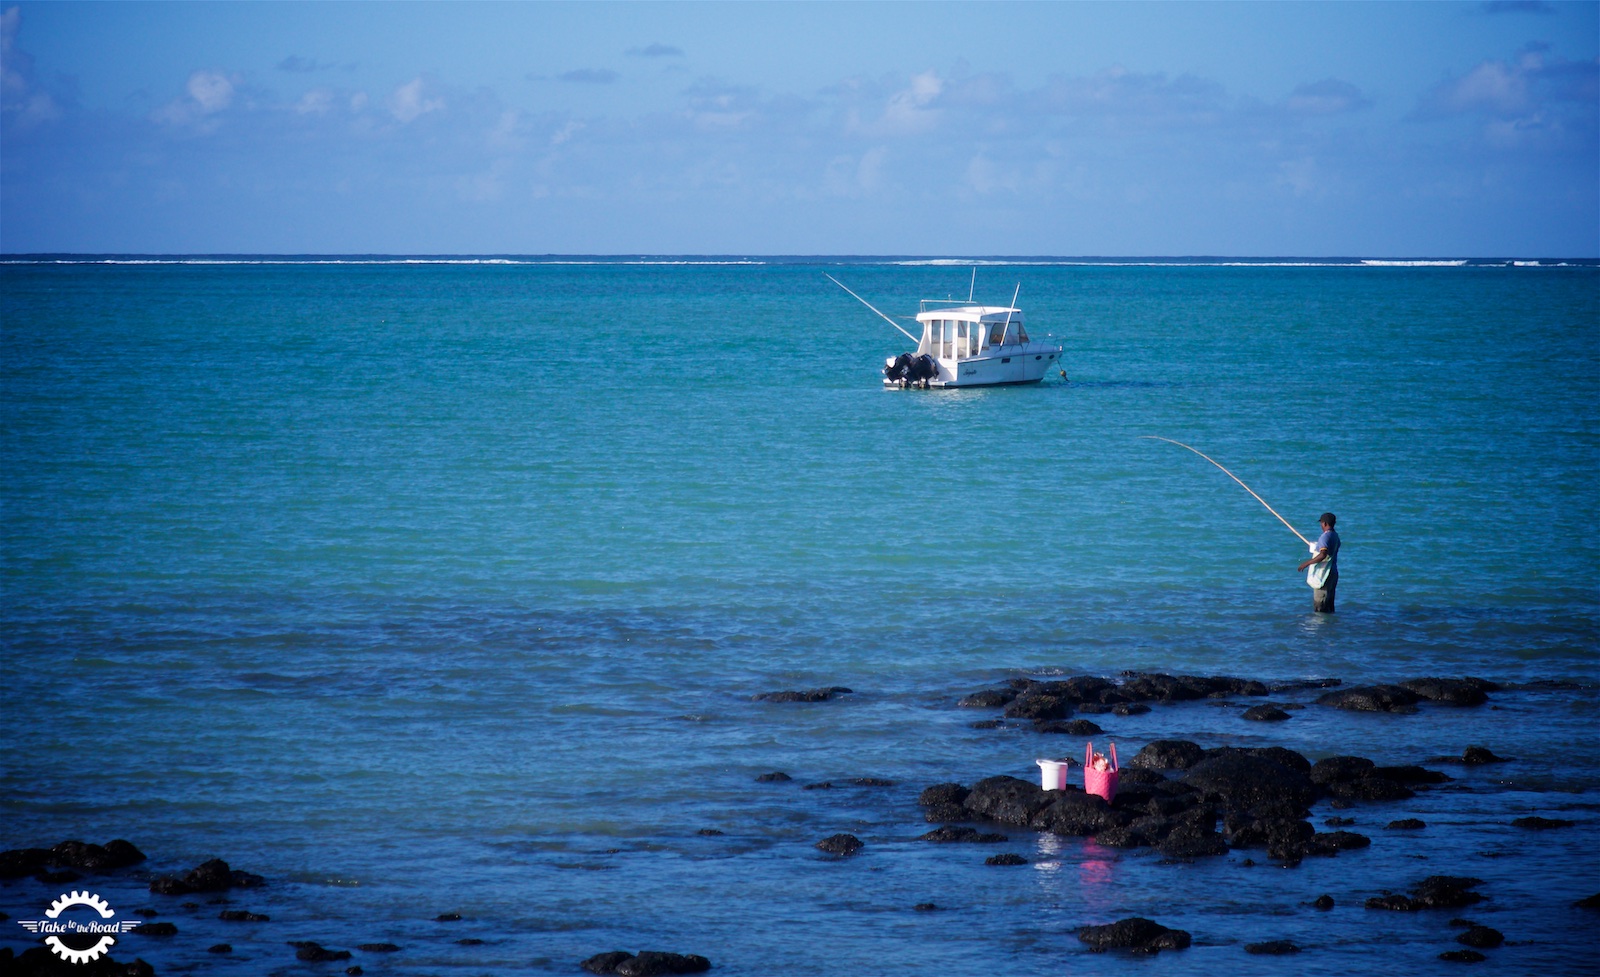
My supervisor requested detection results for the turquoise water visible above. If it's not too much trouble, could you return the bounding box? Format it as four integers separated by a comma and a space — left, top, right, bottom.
2, 259, 1597, 974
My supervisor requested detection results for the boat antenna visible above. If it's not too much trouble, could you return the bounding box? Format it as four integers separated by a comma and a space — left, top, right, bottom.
968, 267, 976, 303
999, 282, 1020, 341
825, 274, 919, 343
1140, 436, 1312, 546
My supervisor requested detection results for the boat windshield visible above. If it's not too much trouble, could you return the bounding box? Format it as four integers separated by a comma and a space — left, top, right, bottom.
987, 320, 1029, 345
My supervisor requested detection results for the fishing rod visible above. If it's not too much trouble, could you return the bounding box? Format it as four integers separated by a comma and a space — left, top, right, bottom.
824, 274, 920, 343
1140, 436, 1311, 546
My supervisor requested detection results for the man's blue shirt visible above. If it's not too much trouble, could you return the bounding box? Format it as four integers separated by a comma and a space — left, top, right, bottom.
1317, 529, 1340, 574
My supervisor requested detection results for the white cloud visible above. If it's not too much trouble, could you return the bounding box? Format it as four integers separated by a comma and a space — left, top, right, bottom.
388, 76, 443, 123
295, 88, 335, 115
152, 69, 237, 128
880, 70, 943, 134
2, 5, 61, 126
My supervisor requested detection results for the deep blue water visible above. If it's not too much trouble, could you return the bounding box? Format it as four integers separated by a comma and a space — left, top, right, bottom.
2, 257, 1597, 975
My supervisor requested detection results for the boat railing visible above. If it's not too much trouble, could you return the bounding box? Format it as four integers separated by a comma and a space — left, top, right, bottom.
919, 298, 1017, 315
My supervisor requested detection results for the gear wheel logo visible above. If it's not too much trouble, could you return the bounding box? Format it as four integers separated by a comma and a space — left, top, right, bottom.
17, 890, 138, 964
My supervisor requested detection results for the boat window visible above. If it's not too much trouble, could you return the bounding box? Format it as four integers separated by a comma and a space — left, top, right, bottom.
989, 322, 1005, 345
955, 321, 968, 358
1017, 324, 1029, 343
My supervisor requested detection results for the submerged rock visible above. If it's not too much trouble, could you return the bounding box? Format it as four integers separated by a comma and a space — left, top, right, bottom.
1242, 704, 1291, 722
1245, 940, 1302, 955
1512, 816, 1575, 830
1460, 746, 1507, 764
753, 687, 853, 703
1367, 875, 1485, 911
1457, 925, 1504, 949
985, 853, 1028, 866
1077, 917, 1191, 953
149, 858, 264, 895
919, 825, 1007, 844
1316, 685, 1422, 713
0, 840, 146, 879
815, 834, 863, 856
1400, 677, 1493, 706
581, 950, 712, 976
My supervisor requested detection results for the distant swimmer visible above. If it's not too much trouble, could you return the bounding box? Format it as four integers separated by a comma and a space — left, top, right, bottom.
1297, 512, 1341, 613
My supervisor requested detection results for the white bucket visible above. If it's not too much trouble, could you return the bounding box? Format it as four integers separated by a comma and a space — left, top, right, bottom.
1035, 758, 1069, 791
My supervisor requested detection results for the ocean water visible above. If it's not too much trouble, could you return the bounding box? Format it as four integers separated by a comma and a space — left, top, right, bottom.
1, 257, 1597, 975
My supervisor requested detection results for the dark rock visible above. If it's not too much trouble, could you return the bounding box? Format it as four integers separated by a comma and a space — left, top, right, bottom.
1388, 819, 1427, 830
963, 775, 1055, 826
209, 943, 233, 953
357, 943, 401, 952
1310, 755, 1375, 785
1313, 895, 1335, 910
1461, 746, 1506, 764
696, 829, 723, 836
149, 858, 263, 895
958, 689, 1016, 708
1369, 876, 1485, 911
1077, 917, 1191, 953
1112, 703, 1151, 716
969, 720, 1003, 729
1439, 950, 1487, 963
583, 952, 636, 974
920, 825, 1007, 844
6, 947, 157, 976
1242, 705, 1291, 722
1457, 926, 1504, 949
1035, 719, 1103, 735
455, 939, 484, 945
1578, 893, 1600, 910
1031, 790, 1128, 836
1270, 677, 1343, 692
753, 687, 852, 703
1512, 816, 1575, 830
1, 840, 147, 880
1129, 740, 1205, 771
295, 942, 352, 962
1324, 816, 1356, 826
913, 903, 938, 912
135, 921, 178, 936
923, 803, 967, 822
851, 777, 894, 787
1400, 677, 1490, 706
1311, 830, 1371, 852
1369, 765, 1450, 784
1004, 692, 1073, 721
1182, 753, 1317, 810
919, 783, 971, 807
815, 834, 863, 856
1202, 745, 1312, 774
1156, 824, 1228, 858
583, 951, 712, 976
50, 840, 148, 872
1316, 685, 1421, 713
755, 772, 791, 782
218, 910, 269, 921
985, 853, 1028, 865
347, 968, 363, 976
618, 951, 712, 976
1325, 778, 1415, 802
1245, 941, 1301, 955
435, 913, 461, 921
803, 782, 833, 790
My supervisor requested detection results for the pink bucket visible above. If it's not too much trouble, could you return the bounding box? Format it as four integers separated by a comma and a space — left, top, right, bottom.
1083, 741, 1119, 804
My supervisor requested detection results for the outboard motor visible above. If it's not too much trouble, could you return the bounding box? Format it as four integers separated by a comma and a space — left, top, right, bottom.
909, 353, 938, 387
883, 353, 914, 383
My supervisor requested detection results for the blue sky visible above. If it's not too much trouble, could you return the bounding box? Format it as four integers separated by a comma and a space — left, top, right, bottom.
2, 1, 1596, 256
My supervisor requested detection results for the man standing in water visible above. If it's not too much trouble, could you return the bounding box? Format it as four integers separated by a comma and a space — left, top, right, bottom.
1297, 513, 1340, 612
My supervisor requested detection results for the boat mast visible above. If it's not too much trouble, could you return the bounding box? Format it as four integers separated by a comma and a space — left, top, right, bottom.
825, 274, 920, 343
999, 283, 1021, 343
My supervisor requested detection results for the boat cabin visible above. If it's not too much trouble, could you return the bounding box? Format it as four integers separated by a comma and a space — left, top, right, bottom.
913, 303, 1030, 360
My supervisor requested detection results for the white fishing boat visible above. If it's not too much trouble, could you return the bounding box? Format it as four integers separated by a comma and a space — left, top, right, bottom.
828, 274, 1064, 388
